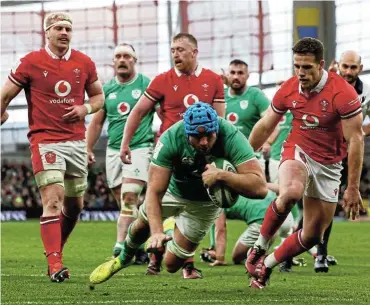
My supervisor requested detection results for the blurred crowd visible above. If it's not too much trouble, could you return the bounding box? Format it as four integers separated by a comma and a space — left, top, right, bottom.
2, 160, 370, 210
1, 160, 117, 209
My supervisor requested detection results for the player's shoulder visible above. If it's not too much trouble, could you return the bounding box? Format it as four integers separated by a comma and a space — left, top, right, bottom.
103, 78, 116, 91
20, 49, 45, 62
275, 76, 299, 97
71, 49, 94, 63
327, 72, 354, 91
160, 120, 185, 144
200, 67, 221, 80
138, 73, 151, 86
248, 86, 264, 96
218, 117, 238, 134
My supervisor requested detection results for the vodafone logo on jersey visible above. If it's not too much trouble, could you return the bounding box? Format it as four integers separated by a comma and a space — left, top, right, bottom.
117, 102, 131, 115
183, 94, 199, 108
227, 112, 239, 124
50, 80, 74, 104
55, 81, 72, 97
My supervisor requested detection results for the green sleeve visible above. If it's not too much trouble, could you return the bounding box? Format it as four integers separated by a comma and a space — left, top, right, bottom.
255, 89, 270, 116
151, 131, 174, 169
222, 120, 256, 166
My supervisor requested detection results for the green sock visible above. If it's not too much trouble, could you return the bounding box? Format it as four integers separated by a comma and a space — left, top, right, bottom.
114, 241, 125, 249
119, 224, 141, 262
209, 224, 216, 249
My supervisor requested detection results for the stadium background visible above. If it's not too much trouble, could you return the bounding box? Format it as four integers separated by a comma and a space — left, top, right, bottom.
1, 0, 370, 220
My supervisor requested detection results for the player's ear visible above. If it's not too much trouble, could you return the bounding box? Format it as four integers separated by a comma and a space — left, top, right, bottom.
193, 48, 198, 58
359, 64, 363, 73
319, 59, 325, 70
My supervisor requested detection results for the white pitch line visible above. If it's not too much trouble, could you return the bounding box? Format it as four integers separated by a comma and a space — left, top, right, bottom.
1, 273, 136, 277
0, 300, 240, 305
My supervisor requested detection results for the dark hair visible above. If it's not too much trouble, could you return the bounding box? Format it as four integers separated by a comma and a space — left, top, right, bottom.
172, 33, 198, 48
229, 59, 248, 68
292, 37, 324, 62
118, 43, 136, 53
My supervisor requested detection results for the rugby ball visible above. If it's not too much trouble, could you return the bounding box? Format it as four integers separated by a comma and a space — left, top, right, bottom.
206, 158, 239, 208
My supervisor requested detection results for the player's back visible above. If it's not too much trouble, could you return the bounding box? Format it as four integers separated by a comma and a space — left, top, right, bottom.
9, 48, 98, 144
144, 67, 224, 137
273, 71, 361, 164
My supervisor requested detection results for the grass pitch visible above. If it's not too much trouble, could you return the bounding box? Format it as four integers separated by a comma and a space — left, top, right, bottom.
1, 220, 370, 305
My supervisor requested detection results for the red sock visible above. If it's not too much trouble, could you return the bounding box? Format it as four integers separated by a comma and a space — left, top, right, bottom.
260, 199, 290, 239
40, 216, 61, 265
60, 210, 79, 250
184, 257, 194, 265
274, 229, 309, 263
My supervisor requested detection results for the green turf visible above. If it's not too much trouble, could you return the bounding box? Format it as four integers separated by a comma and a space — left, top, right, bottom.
1, 220, 370, 305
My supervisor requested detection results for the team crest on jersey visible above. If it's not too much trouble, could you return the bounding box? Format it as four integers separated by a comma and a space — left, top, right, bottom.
320, 100, 328, 112
227, 112, 239, 124
131, 89, 142, 99
240, 100, 249, 110
55, 80, 72, 97
117, 102, 131, 115
108, 92, 117, 99
292, 101, 297, 108
44, 152, 56, 164
183, 94, 199, 108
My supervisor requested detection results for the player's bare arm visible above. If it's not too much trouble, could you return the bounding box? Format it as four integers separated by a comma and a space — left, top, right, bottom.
145, 164, 173, 251
213, 102, 226, 118
249, 107, 282, 151
362, 123, 370, 136
1, 79, 23, 119
121, 94, 154, 163
86, 109, 106, 165
62, 80, 104, 122
210, 211, 227, 266
260, 123, 280, 157
341, 112, 365, 220
203, 159, 267, 199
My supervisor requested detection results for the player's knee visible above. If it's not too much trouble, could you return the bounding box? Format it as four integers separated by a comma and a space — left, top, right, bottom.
120, 184, 143, 218
43, 195, 63, 214
281, 184, 304, 205
166, 239, 195, 271
64, 177, 87, 197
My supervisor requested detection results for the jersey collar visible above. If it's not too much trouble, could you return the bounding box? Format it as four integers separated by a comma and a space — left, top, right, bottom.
227, 86, 249, 98
115, 73, 139, 86
298, 69, 328, 95
45, 44, 71, 60
174, 64, 202, 77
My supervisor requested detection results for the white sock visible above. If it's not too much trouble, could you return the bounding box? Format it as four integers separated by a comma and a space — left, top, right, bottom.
255, 234, 270, 250
308, 246, 317, 257
264, 253, 279, 269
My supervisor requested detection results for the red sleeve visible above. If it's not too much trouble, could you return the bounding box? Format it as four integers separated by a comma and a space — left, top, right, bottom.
271, 86, 288, 114
213, 75, 225, 103
86, 58, 98, 85
144, 74, 164, 103
8, 57, 31, 88
334, 85, 362, 119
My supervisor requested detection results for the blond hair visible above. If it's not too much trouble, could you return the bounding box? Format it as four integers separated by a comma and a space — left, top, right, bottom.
44, 12, 73, 31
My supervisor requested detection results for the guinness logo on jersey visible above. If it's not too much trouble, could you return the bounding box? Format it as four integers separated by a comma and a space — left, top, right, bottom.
55, 80, 72, 97
183, 94, 199, 108
240, 100, 249, 110
227, 112, 239, 124
132, 89, 142, 99
117, 102, 131, 115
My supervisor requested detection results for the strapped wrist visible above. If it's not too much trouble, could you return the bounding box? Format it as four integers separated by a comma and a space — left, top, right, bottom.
84, 104, 92, 114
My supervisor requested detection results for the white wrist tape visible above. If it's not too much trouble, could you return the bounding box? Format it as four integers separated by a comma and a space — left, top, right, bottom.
84, 104, 92, 114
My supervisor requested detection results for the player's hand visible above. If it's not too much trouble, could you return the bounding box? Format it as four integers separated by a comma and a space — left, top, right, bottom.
145, 233, 172, 253
209, 260, 227, 267
1, 111, 9, 125
120, 144, 132, 164
202, 164, 222, 189
260, 142, 271, 158
343, 187, 365, 220
328, 59, 338, 73
63, 105, 88, 122
87, 150, 96, 166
